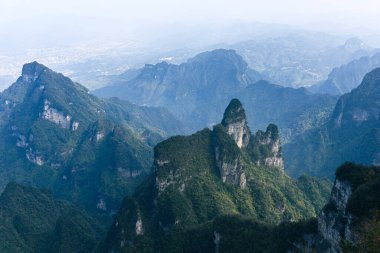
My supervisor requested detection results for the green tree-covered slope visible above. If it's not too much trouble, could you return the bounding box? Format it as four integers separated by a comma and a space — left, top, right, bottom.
284, 68, 380, 178
101, 99, 332, 253
0, 62, 184, 215
0, 182, 101, 253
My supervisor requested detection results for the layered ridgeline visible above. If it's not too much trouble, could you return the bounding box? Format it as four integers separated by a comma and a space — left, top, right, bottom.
285, 68, 380, 178
100, 99, 332, 253
94, 49, 337, 141
93, 49, 262, 132
311, 52, 380, 95
232, 36, 376, 88
0, 182, 101, 253
0, 62, 183, 214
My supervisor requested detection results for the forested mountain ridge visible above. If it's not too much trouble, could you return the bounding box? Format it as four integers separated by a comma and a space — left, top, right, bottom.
100, 99, 332, 253
284, 68, 380, 178
0, 62, 183, 215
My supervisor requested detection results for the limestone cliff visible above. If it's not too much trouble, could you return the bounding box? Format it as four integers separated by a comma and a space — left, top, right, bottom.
317, 179, 354, 253
215, 99, 284, 188
288, 163, 380, 253
221, 98, 250, 148
253, 124, 284, 169
216, 99, 250, 188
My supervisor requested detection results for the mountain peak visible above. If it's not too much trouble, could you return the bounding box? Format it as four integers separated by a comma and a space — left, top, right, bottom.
331, 67, 380, 128
222, 98, 246, 125
221, 99, 250, 148
343, 37, 368, 52
21, 61, 48, 82
188, 49, 247, 68
359, 67, 380, 91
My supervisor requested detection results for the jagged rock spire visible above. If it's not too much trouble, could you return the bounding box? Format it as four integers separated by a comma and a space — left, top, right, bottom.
221, 98, 250, 148
254, 124, 284, 169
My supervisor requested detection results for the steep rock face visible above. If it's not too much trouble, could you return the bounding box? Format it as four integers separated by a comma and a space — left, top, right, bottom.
318, 179, 354, 253
221, 98, 250, 148
284, 68, 380, 178
330, 68, 380, 129
311, 52, 380, 95
316, 163, 380, 253
42, 99, 77, 130
0, 62, 184, 215
290, 163, 380, 253
253, 124, 284, 169
213, 124, 246, 189
216, 99, 249, 188
102, 99, 332, 253
215, 149, 246, 188
214, 100, 284, 188
0, 62, 47, 126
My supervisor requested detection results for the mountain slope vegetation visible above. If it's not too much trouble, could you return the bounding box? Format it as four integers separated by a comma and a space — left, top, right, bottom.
0, 182, 101, 253
0, 62, 183, 215
100, 99, 332, 253
284, 68, 380, 178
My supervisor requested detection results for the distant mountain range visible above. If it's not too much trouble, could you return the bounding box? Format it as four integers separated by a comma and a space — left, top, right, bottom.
0, 62, 183, 216
284, 68, 380, 178
310, 52, 380, 95
93, 49, 338, 142
0, 33, 379, 253
231, 37, 377, 88
0, 60, 378, 252
76, 34, 378, 90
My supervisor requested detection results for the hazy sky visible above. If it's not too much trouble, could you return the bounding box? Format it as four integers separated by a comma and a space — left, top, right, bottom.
0, 0, 379, 51
1, 0, 379, 27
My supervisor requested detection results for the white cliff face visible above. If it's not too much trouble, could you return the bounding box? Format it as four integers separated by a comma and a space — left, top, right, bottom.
264, 140, 284, 169
224, 120, 250, 148
72, 121, 79, 131
26, 148, 44, 166
352, 109, 369, 122
256, 135, 284, 170
96, 132, 105, 142
135, 216, 144, 235
16, 134, 28, 148
117, 167, 142, 178
42, 100, 71, 129
42, 100, 78, 131
287, 179, 356, 253
22, 71, 40, 83
156, 169, 175, 194
214, 231, 221, 253
318, 179, 354, 253
215, 147, 246, 189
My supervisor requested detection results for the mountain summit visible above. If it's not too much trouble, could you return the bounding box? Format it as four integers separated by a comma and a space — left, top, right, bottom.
93, 50, 337, 141
21, 61, 48, 81
221, 98, 250, 148
93, 49, 262, 131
